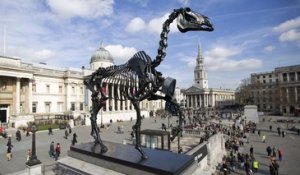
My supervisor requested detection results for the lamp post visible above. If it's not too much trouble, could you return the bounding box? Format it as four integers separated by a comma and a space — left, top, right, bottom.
26, 122, 41, 166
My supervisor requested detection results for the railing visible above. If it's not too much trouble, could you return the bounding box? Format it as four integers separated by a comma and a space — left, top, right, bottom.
183, 129, 202, 135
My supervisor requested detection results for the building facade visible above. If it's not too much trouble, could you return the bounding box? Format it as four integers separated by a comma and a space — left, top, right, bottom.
185, 44, 235, 109
240, 65, 300, 114
0, 43, 160, 128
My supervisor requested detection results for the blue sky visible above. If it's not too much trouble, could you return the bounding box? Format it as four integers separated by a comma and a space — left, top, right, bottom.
0, 0, 300, 90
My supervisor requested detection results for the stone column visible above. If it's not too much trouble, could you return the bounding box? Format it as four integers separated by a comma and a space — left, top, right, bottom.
28, 79, 33, 113
199, 94, 202, 108
15, 77, 20, 115
117, 85, 120, 111
65, 82, 70, 111
111, 84, 115, 111
195, 94, 198, 108
286, 88, 289, 103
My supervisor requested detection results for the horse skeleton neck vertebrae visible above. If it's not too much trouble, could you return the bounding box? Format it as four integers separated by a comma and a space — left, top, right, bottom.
84, 7, 213, 159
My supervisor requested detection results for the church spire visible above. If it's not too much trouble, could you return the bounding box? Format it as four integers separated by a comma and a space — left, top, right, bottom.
197, 41, 202, 58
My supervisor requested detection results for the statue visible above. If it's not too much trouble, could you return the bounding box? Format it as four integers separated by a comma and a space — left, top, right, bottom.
84, 7, 213, 159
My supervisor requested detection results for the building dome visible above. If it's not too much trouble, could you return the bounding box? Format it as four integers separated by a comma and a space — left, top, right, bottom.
90, 43, 113, 64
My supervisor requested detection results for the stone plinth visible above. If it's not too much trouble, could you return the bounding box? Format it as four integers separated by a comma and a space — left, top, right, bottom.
59, 141, 195, 175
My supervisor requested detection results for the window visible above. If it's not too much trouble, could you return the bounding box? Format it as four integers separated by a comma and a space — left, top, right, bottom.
57, 102, 63, 112
269, 75, 272, 78
80, 103, 84, 111
32, 84, 36, 92
46, 85, 50, 93
80, 87, 83, 94
45, 102, 51, 113
72, 86, 75, 94
71, 103, 75, 111
32, 103, 37, 113
0, 81, 7, 91
59, 85, 63, 93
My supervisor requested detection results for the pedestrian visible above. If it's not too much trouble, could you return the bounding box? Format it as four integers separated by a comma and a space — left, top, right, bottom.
269, 125, 272, 131
27, 149, 32, 162
230, 155, 237, 172
250, 145, 254, 158
258, 130, 261, 137
48, 126, 53, 135
281, 130, 285, 138
244, 158, 251, 175
49, 141, 55, 158
278, 148, 282, 161
6, 144, 12, 161
272, 146, 277, 157
277, 127, 280, 136
72, 133, 78, 146
297, 129, 300, 136
7, 136, 12, 147
252, 157, 259, 173
266, 146, 272, 156
55, 143, 61, 161
69, 126, 72, 134
269, 157, 279, 175
26, 127, 30, 136
16, 129, 21, 141
262, 134, 266, 143
64, 129, 69, 139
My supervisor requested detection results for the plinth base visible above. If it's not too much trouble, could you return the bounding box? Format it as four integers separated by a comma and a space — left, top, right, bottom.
59, 141, 195, 175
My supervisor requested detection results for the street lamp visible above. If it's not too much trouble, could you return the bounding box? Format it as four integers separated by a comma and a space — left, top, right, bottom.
26, 122, 41, 166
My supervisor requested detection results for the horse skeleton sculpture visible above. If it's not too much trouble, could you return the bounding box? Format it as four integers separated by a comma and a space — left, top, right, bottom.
84, 7, 213, 159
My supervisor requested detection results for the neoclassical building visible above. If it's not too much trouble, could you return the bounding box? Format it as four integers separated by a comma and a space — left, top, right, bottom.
185, 44, 235, 109
0, 43, 160, 128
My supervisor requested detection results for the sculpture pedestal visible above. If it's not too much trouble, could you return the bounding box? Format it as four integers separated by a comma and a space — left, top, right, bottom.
57, 141, 196, 175
26, 164, 42, 175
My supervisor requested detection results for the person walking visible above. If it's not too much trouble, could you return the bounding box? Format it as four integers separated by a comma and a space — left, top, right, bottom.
26, 149, 32, 162
278, 148, 282, 161
16, 130, 21, 141
258, 130, 261, 137
281, 130, 285, 138
272, 146, 277, 157
48, 126, 53, 135
68, 126, 72, 134
269, 125, 272, 131
72, 133, 78, 146
277, 127, 281, 136
55, 143, 61, 161
244, 158, 251, 175
250, 145, 254, 158
266, 146, 272, 156
64, 129, 69, 139
262, 134, 266, 143
6, 144, 13, 161
252, 158, 259, 173
269, 157, 279, 175
49, 141, 55, 158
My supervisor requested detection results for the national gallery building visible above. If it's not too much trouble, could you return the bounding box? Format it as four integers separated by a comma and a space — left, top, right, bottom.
0, 44, 169, 128
185, 44, 235, 110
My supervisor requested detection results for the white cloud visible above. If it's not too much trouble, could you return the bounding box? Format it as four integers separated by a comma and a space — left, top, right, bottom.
178, 0, 189, 6
273, 16, 300, 43
125, 17, 146, 33
147, 13, 177, 34
105, 44, 138, 62
279, 29, 300, 42
46, 0, 114, 19
182, 46, 263, 72
263, 45, 275, 52
33, 49, 55, 59
273, 16, 300, 33
125, 13, 178, 35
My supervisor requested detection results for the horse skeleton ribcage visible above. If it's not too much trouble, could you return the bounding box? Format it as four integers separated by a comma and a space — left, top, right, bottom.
87, 51, 158, 102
